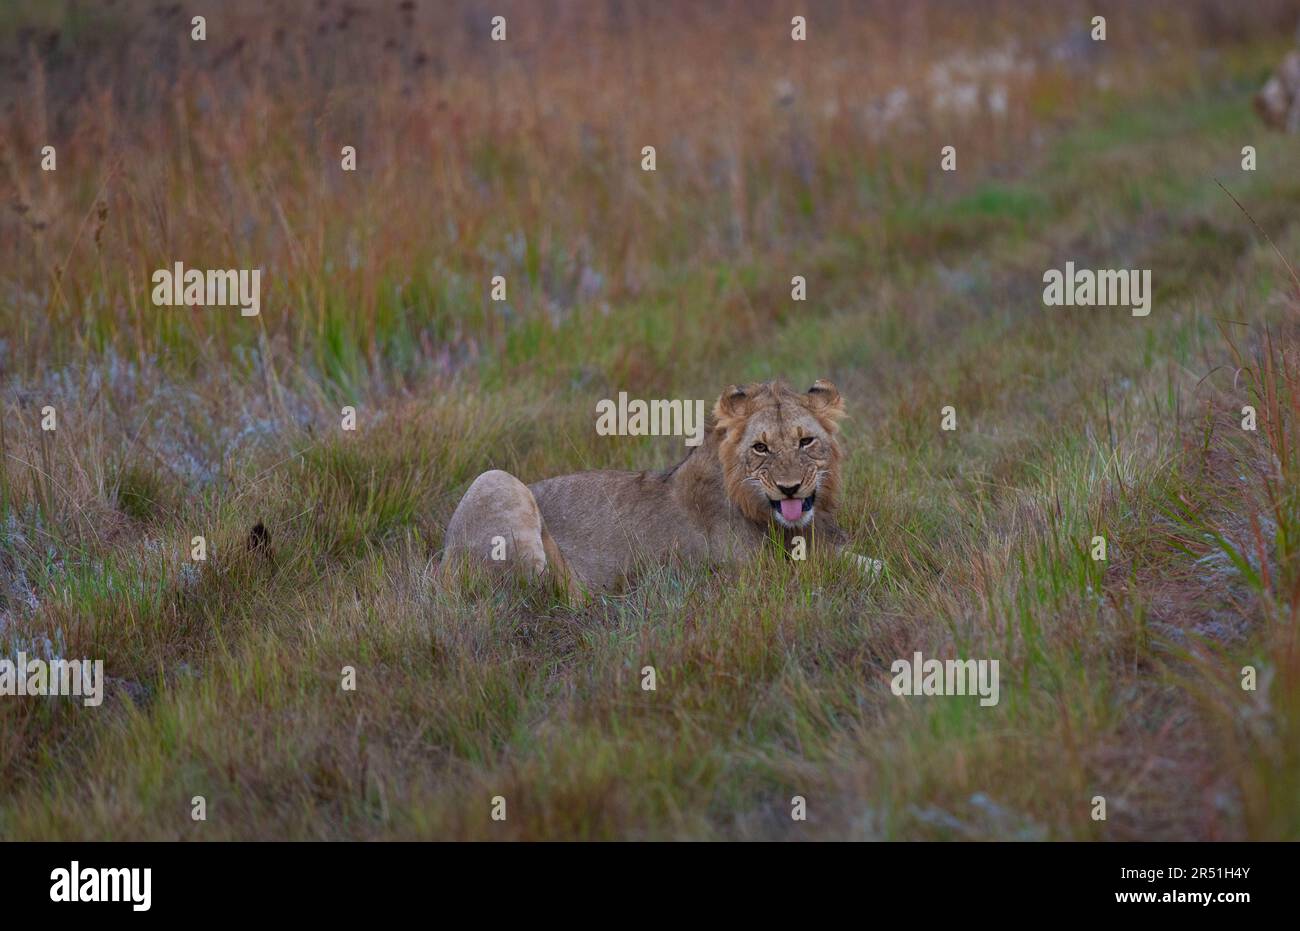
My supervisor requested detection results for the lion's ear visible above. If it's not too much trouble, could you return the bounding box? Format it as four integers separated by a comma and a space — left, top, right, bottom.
805, 378, 845, 424
713, 384, 751, 426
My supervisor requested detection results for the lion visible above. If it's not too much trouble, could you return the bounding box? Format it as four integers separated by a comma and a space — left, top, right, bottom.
440, 379, 880, 596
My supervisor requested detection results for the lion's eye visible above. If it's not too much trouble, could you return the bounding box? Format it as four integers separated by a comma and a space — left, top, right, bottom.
752, 442, 769, 454
799, 436, 815, 448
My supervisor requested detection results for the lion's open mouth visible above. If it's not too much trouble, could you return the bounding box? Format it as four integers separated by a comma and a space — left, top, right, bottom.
772, 492, 815, 523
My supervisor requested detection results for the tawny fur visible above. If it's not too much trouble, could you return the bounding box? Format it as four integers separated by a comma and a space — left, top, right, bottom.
441, 379, 855, 595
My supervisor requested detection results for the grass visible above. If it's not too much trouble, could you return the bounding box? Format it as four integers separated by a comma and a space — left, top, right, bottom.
2, 0, 1300, 840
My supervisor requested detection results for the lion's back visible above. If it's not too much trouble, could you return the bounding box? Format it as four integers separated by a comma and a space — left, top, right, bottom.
529, 469, 709, 589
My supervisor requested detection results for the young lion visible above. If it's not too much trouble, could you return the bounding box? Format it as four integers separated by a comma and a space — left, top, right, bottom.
442, 379, 877, 595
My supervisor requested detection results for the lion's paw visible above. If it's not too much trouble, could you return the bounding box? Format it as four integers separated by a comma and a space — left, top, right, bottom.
850, 553, 884, 580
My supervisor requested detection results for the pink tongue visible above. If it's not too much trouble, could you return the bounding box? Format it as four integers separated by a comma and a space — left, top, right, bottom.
779, 499, 803, 521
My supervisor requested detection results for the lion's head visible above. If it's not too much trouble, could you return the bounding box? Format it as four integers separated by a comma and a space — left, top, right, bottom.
712, 379, 845, 530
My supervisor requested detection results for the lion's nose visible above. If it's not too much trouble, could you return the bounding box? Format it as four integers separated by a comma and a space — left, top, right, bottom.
776, 482, 801, 498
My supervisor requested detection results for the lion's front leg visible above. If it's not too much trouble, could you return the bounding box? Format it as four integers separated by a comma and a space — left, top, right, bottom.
806, 516, 883, 580
847, 553, 885, 579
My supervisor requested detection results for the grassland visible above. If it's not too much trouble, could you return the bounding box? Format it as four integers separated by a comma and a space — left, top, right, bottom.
2, 0, 1299, 840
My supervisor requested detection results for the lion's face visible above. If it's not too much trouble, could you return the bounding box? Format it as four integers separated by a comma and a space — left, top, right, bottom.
712, 379, 845, 530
